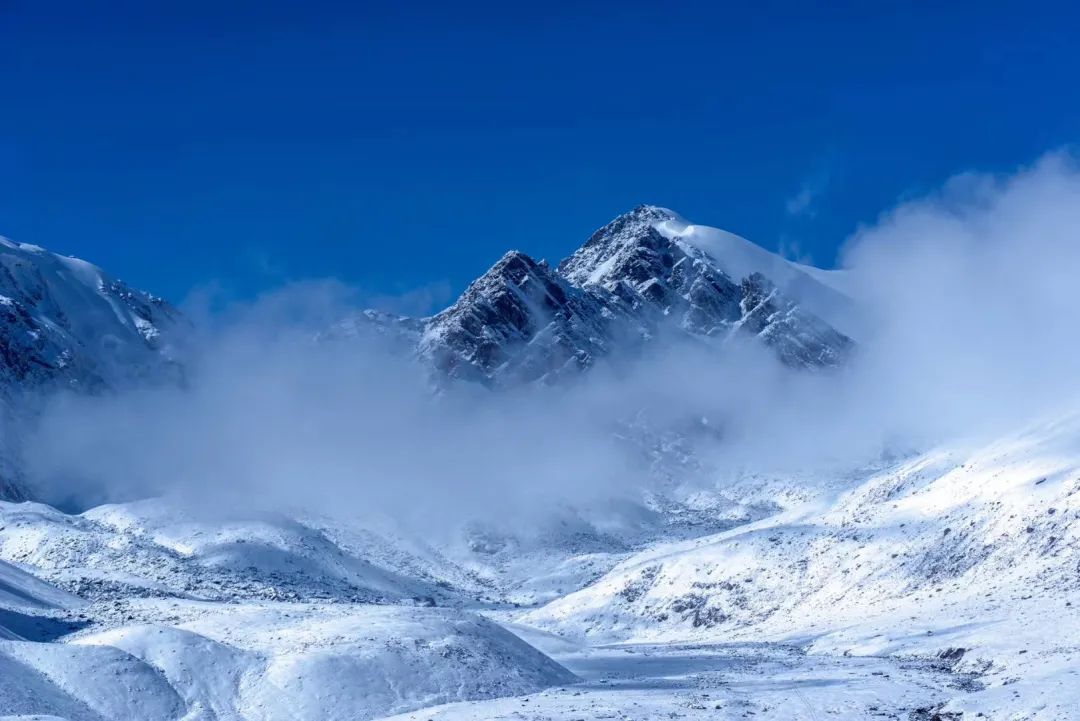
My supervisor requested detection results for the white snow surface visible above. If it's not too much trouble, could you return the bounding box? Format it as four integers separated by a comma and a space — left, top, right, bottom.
2, 412, 1079, 717
0, 599, 574, 721
381, 637, 960, 721
524, 412, 1080, 719
650, 209, 860, 335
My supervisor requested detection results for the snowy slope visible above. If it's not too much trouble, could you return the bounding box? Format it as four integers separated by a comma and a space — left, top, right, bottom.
563, 206, 854, 335
0, 238, 185, 393
0, 558, 83, 642
0, 493, 746, 611
0, 559, 79, 615
0, 504, 578, 721
71, 602, 575, 721
0, 499, 490, 605
0, 598, 574, 721
523, 412, 1080, 718
650, 210, 858, 334
0, 239, 187, 500
0, 638, 185, 720
0, 503, 582, 720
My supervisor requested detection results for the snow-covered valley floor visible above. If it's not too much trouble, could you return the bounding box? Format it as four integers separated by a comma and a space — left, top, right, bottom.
0, 592, 973, 721
2, 412, 1080, 719
383, 629, 970, 721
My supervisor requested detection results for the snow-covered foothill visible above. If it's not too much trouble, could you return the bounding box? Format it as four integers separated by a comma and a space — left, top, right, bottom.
523, 412, 1080, 718
71, 601, 576, 721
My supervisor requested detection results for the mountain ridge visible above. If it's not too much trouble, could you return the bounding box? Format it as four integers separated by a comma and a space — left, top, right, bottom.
0, 205, 854, 499
347, 204, 854, 386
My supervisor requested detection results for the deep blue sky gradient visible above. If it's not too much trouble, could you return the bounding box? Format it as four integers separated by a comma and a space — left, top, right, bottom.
2, 1, 1077, 309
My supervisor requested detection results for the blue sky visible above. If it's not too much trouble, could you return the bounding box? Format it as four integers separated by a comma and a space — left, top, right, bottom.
2, 1, 1076, 311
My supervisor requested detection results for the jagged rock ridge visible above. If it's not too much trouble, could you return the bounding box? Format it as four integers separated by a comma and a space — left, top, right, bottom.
345, 205, 854, 386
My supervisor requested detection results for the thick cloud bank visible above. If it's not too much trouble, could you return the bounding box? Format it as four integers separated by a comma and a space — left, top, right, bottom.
23, 153, 1080, 522
841, 152, 1080, 440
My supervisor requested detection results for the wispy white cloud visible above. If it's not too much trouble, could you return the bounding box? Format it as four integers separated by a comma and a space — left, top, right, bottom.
784, 185, 815, 216
777, 235, 814, 265
367, 280, 454, 317
785, 170, 831, 218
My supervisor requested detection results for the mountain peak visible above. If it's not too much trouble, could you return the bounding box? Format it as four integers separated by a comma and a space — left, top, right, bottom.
558, 205, 685, 288
419, 248, 595, 384
406, 206, 854, 386
487, 249, 541, 274
462, 251, 560, 302
627, 204, 679, 222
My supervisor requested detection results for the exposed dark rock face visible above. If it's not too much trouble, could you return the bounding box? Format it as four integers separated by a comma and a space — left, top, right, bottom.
420, 251, 633, 385
361, 205, 855, 386
737, 272, 853, 368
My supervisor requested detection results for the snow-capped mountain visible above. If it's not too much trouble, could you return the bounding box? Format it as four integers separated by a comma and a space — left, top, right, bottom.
0, 207, 848, 499
0, 239, 185, 393
342, 205, 854, 386
0, 211, 1077, 720
0, 239, 187, 499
